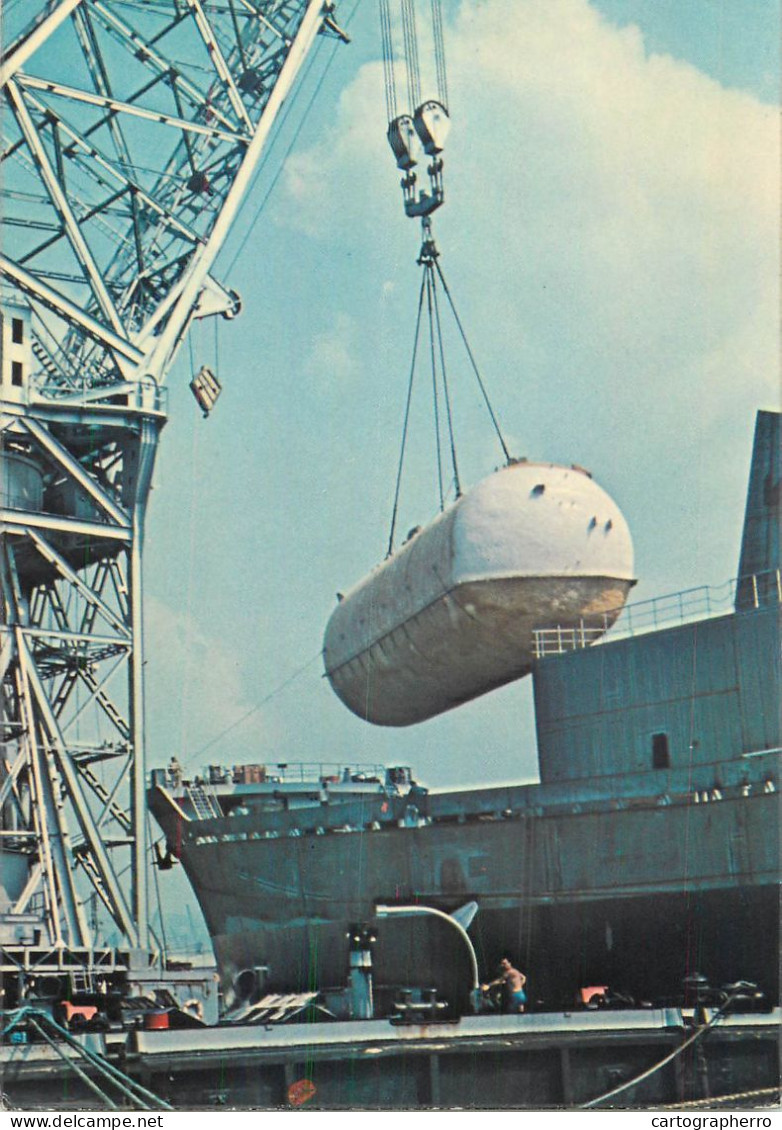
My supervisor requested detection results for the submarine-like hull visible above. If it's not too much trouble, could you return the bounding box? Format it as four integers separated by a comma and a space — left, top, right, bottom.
324, 461, 635, 726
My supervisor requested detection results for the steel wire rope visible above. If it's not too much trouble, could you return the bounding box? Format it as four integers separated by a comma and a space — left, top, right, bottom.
4, 1008, 173, 1110
578, 994, 742, 1110
185, 648, 322, 762
218, 45, 324, 277
426, 266, 445, 511
679, 617, 702, 998
44, 1014, 173, 1111
179, 329, 202, 764
430, 0, 448, 109
226, 0, 248, 73
26, 1017, 119, 1110
387, 262, 428, 557
379, 0, 398, 124
657, 1085, 780, 1109
433, 257, 511, 463
400, 0, 422, 111
430, 263, 461, 498
146, 805, 171, 964
522, 810, 535, 1000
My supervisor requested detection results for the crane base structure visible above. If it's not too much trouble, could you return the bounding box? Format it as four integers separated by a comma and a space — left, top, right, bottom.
1, 0, 339, 1009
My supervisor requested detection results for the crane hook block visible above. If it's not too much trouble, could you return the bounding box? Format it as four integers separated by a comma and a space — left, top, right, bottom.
190, 366, 222, 418
387, 115, 422, 171
413, 101, 450, 156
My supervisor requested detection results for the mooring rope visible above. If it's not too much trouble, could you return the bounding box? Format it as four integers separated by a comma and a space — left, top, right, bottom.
2, 1008, 172, 1111
657, 1086, 780, 1110
579, 998, 747, 1110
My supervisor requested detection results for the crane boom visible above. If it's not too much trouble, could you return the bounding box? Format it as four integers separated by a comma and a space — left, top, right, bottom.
2, 0, 331, 393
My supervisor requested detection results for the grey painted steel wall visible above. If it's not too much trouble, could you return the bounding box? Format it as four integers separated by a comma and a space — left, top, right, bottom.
533, 605, 780, 783
736, 410, 779, 606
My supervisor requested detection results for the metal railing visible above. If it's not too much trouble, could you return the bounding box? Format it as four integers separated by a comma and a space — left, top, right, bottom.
172, 761, 393, 789
533, 568, 780, 659
33, 377, 168, 414
239, 762, 389, 785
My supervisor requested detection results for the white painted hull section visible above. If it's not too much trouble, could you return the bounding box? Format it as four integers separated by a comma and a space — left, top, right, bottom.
324, 463, 634, 725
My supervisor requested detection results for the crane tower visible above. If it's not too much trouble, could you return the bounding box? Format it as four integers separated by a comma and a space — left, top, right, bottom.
0, 0, 339, 990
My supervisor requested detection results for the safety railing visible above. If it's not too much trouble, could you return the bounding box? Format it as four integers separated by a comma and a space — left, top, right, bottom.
33, 377, 167, 414
237, 762, 388, 786
533, 569, 780, 658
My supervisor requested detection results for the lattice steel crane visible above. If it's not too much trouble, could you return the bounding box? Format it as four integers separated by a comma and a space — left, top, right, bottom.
0, 0, 344, 989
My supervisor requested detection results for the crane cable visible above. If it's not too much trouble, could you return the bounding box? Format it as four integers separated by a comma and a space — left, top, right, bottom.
388, 238, 510, 553
379, 0, 398, 125
426, 268, 445, 510
433, 255, 512, 463
185, 649, 323, 764
426, 262, 462, 507
381, 0, 449, 123
383, 1, 509, 546
221, 0, 362, 278
400, 0, 422, 113
387, 265, 428, 557
430, 260, 461, 497
431, 0, 449, 109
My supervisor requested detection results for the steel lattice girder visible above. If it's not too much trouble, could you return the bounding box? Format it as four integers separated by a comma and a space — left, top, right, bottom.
0, 0, 331, 959
1, 0, 326, 392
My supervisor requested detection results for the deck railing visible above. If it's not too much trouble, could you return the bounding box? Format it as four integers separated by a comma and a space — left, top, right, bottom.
236, 762, 389, 785
533, 568, 781, 659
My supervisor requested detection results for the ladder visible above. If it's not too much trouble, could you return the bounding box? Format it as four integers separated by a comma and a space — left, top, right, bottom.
70, 967, 94, 994
187, 785, 222, 822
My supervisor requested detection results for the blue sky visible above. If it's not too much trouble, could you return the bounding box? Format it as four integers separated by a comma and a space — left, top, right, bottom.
143, 0, 779, 799
593, 0, 780, 103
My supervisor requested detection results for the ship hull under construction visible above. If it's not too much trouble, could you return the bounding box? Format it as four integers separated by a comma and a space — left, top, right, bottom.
153, 743, 778, 1011
150, 411, 780, 1018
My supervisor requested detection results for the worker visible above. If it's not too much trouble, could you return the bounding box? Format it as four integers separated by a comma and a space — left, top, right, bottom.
482, 957, 527, 1013
168, 756, 183, 787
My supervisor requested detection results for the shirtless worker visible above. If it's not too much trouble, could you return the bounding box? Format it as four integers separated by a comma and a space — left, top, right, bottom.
482, 957, 527, 1013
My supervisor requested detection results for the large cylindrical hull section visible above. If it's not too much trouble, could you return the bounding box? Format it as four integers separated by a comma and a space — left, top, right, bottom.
327, 575, 634, 726
324, 463, 635, 726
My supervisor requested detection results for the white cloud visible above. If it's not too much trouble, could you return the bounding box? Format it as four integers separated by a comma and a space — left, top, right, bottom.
279, 0, 778, 422
219, 0, 781, 784
144, 596, 271, 772
273, 0, 778, 599
304, 310, 360, 390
